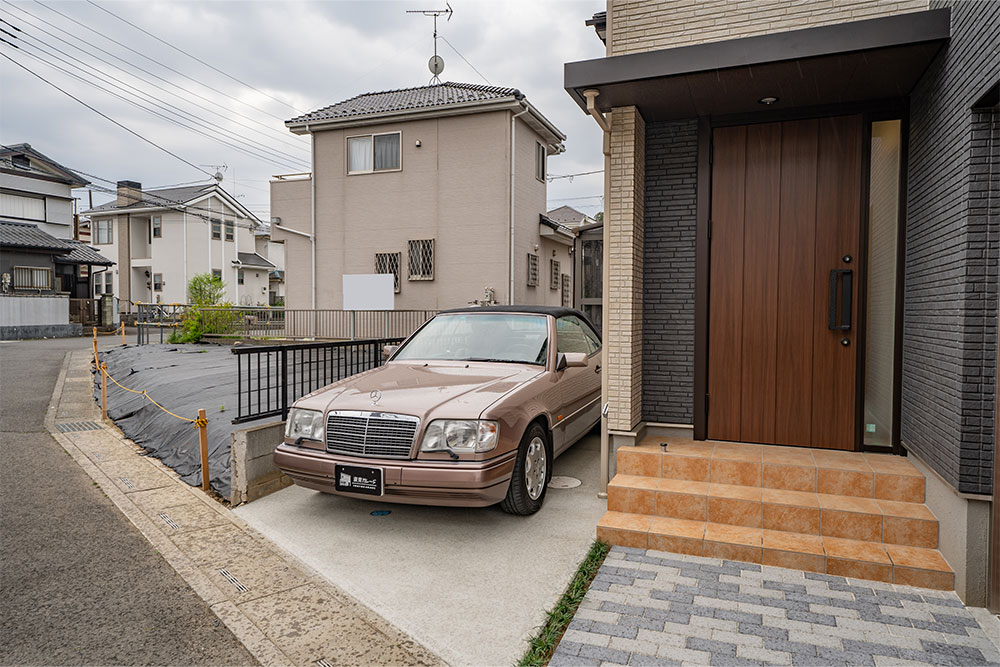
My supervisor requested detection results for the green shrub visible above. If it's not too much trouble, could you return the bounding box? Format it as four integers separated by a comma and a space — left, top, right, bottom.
187, 273, 225, 307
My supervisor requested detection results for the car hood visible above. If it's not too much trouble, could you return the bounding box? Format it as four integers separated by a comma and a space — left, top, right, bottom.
293, 361, 544, 418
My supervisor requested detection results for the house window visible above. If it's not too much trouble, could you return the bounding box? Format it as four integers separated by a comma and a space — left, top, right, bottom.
408, 239, 434, 280
535, 142, 546, 182
0, 192, 45, 221
561, 273, 571, 307
13, 266, 52, 290
152, 216, 162, 238
550, 259, 560, 290
348, 132, 401, 174
95, 272, 113, 296
237, 270, 244, 285
212, 269, 222, 279
527, 253, 539, 287
153, 273, 163, 291
95, 219, 113, 244
375, 252, 401, 293
225, 219, 234, 242
211, 219, 221, 240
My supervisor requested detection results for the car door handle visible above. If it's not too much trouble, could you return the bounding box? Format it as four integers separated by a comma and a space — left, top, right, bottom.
594, 364, 601, 374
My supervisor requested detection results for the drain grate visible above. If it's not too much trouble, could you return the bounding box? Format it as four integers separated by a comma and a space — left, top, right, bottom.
316, 660, 333, 667
119, 477, 135, 489
218, 568, 249, 593
549, 476, 582, 489
56, 421, 102, 433
158, 512, 179, 530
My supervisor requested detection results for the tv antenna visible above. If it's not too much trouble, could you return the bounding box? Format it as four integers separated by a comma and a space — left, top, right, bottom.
406, 3, 452, 84
199, 163, 227, 182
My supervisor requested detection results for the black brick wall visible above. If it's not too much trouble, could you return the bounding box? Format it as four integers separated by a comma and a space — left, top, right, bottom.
642, 119, 698, 424
901, 0, 1000, 495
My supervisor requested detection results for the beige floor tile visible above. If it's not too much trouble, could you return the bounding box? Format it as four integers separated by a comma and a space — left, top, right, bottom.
98, 457, 173, 493
155, 502, 230, 535
207, 553, 312, 604
169, 524, 270, 567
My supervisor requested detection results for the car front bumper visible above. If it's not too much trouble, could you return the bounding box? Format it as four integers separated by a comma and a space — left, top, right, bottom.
273, 443, 516, 507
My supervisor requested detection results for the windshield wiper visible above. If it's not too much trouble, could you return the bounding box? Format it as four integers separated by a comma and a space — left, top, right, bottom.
462, 357, 519, 363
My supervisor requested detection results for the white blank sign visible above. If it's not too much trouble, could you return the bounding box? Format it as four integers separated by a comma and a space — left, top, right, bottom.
342, 274, 395, 311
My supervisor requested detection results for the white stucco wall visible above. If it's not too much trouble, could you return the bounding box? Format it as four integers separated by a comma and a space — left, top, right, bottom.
0, 293, 69, 325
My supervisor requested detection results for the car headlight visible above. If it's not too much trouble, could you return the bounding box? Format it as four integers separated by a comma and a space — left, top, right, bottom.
420, 420, 499, 454
285, 408, 324, 442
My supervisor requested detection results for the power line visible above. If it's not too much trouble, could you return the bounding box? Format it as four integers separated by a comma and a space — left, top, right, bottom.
6, 3, 310, 155
3, 35, 310, 172
2, 21, 311, 171
547, 169, 603, 181
84, 0, 306, 115
1, 51, 213, 178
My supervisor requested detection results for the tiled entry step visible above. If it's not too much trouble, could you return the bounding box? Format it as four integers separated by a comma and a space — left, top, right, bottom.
597, 440, 954, 591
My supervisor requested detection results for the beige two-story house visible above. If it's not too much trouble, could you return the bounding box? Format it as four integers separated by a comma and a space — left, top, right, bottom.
271, 82, 572, 311
83, 180, 269, 310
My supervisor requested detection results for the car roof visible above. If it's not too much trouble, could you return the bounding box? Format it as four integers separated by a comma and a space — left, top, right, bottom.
437, 305, 599, 332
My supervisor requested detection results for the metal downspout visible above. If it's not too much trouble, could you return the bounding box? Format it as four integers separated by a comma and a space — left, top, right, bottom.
509, 104, 529, 305
309, 125, 317, 311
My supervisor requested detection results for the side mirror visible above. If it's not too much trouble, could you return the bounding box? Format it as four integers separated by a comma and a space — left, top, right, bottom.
383, 344, 398, 360
556, 352, 588, 370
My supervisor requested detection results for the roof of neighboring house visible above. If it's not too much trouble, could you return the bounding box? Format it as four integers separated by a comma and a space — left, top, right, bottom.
0, 220, 73, 252
235, 252, 275, 269
287, 81, 566, 148
55, 239, 115, 266
0, 143, 90, 187
288, 82, 522, 124
84, 183, 215, 213
545, 205, 595, 227
586, 11, 607, 44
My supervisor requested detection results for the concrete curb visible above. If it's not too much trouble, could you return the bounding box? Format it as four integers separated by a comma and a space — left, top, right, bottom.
46, 349, 445, 667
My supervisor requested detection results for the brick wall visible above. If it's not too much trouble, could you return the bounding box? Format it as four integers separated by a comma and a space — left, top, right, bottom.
901, 0, 1000, 495
642, 120, 698, 424
607, 106, 645, 432
607, 0, 929, 56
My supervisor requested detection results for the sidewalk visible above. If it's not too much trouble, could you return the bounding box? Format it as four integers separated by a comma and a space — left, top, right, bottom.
48, 346, 443, 667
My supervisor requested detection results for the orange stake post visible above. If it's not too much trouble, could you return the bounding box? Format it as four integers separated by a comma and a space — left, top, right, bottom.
120, 322, 125, 345
100, 362, 108, 421
92, 326, 99, 367
198, 408, 210, 492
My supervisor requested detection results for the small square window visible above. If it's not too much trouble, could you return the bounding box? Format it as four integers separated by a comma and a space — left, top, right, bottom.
211, 219, 221, 240
152, 216, 162, 238
225, 220, 234, 242
153, 273, 163, 291
212, 269, 222, 280
375, 252, 401, 293
535, 142, 546, 182
408, 239, 434, 280
527, 253, 539, 287
550, 259, 560, 290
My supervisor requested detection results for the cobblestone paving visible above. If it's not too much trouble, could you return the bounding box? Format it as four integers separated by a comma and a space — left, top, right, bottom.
553, 547, 1000, 666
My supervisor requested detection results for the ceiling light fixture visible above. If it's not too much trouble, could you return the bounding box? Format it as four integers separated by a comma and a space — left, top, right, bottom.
758, 96, 779, 105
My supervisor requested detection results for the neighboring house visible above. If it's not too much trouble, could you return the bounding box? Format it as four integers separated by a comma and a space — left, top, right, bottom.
545, 205, 598, 229
254, 223, 286, 305
82, 180, 268, 309
566, 1, 997, 606
0, 143, 89, 239
271, 81, 571, 310
0, 220, 113, 338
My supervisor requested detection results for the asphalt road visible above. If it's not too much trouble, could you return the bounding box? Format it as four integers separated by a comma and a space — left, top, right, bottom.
0, 336, 256, 666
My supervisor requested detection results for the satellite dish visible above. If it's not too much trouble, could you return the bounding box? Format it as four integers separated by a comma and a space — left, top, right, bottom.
213, 171, 224, 182
428, 55, 445, 77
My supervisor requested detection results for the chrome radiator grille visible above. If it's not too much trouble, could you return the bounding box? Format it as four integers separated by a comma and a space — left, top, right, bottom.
326, 411, 419, 459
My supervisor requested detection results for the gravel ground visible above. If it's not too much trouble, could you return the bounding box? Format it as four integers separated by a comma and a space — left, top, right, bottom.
0, 336, 256, 666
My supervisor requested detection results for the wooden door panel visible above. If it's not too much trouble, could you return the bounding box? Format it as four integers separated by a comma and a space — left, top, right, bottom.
810, 115, 862, 449
740, 122, 781, 443
707, 125, 747, 441
775, 119, 819, 446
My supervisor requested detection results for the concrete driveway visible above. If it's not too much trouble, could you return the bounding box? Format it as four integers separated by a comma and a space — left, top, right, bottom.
235, 430, 606, 666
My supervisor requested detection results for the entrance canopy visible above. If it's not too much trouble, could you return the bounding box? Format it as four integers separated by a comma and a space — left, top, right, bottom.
564, 9, 950, 122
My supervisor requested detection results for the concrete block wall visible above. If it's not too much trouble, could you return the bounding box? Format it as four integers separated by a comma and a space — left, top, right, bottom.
607, 106, 645, 433
901, 0, 1000, 496
230, 421, 291, 506
607, 0, 929, 56
641, 120, 698, 425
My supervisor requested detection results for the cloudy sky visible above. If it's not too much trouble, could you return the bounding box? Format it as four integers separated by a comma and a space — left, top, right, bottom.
1, 0, 607, 220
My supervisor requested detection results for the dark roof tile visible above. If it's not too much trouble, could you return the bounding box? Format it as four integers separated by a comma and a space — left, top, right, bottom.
0, 220, 72, 251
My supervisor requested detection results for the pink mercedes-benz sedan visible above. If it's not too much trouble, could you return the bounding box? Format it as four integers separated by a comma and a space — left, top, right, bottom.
273, 306, 601, 514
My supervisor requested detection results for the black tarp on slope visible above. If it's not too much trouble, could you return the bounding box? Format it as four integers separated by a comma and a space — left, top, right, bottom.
94, 344, 276, 498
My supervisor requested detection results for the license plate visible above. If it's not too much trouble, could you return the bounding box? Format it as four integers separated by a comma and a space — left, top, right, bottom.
334, 464, 383, 496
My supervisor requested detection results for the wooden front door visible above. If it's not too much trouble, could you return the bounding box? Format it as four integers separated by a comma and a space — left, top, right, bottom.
707, 115, 862, 449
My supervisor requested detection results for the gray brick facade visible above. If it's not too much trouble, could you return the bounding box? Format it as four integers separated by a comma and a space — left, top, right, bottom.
901, 0, 1000, 495
642, 119, 698, 424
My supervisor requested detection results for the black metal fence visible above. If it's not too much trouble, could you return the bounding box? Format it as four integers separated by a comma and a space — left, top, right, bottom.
231, 338, 404, 424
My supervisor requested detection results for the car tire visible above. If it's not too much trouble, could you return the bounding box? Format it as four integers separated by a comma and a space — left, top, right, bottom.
500, 422, 550, 515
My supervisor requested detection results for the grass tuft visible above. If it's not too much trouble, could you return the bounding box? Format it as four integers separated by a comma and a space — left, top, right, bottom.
518, 539, 611, 666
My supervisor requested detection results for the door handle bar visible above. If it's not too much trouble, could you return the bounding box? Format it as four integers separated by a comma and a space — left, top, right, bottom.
828, 269, 853, 331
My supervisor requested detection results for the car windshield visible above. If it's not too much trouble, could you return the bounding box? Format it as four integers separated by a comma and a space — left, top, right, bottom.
393, 313, 548, 365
